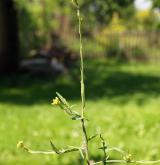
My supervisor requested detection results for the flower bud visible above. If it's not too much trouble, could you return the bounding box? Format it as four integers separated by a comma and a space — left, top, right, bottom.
17, 141, 24, 148
72, 0, 79, 8
51, 97, 61, 105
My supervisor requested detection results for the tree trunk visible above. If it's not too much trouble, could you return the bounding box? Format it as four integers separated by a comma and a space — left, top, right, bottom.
0, 0, 19, 74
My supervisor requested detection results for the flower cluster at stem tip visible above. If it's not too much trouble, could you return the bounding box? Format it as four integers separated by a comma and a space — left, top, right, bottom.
51, 97, 61, 105
17, 141, 24, 149
123, 154, 132, 162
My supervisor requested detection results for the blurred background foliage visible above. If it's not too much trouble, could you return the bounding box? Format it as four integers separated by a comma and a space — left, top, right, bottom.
0, 1, 160, 164
13, 0, 159, 61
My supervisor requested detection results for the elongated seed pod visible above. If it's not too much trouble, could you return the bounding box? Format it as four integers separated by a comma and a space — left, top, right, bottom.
72, 0, 79, 8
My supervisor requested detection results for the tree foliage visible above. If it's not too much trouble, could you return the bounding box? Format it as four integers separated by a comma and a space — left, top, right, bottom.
0, 0, 19, 74
79, 0, 135, 25
153, 0, 160, 9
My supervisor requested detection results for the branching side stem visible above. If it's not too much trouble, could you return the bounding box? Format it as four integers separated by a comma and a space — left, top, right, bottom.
100, 134, 107, 165
93, 159, 160, 165
19, 143, 160, 164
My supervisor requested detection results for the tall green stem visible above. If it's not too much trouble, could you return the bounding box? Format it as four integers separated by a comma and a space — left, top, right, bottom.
77, 8, 90, 165
77, 9, 85, 117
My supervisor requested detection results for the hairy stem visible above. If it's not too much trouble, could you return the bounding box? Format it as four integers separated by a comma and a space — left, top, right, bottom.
100, 134, 107, 165
93, 159, 160, 164
77, 7, 90, 165
77, 9, 85, 117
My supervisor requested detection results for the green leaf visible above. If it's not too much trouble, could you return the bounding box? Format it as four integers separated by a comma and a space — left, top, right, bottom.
98, 146, 108, 150
50, 140, 60, 154
56, 92, 70, 107
88, 134, 98, 141
79, 148, 84, 159
71, 114, 82, 120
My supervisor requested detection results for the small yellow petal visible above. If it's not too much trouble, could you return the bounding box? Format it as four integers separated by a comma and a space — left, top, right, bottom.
51, 97, 61, 105
17, 141, 24, 148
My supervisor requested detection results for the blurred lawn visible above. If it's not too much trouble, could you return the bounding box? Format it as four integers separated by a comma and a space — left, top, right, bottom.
0, 59, 160, 165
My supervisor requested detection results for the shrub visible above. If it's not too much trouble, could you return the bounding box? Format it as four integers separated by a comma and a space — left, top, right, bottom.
131, 46, 148, 61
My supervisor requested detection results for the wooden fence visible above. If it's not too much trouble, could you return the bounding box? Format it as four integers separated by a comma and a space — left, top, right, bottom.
65, 31, 160, 62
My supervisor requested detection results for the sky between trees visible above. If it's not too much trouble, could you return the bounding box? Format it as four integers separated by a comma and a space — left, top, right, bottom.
135, 0, 152, 10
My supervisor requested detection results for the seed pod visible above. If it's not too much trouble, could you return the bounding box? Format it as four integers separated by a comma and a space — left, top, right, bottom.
72, 0, 79, 8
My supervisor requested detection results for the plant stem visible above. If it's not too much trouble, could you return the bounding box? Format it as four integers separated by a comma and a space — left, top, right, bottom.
93, 159, 160, 164
77, 8, 90, 165
100, 134, 107, 165
77, 9, 85, 117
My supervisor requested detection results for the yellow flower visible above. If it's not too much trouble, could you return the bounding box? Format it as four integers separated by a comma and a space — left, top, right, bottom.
17, 141, 24, 148
51, 97, 61, 105
123, 154, 132, 162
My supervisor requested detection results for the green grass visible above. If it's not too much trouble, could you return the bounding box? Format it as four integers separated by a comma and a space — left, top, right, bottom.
0, 59, 160, 165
